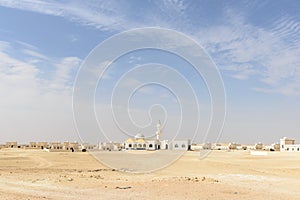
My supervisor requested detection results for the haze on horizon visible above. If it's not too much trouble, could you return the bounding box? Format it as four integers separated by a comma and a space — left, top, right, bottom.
0, 0, 299, 145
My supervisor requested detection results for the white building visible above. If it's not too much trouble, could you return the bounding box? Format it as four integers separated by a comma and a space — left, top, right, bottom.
280, 137, 300, 152
99, 142, 122, 151
169, 139, 191, 150
202, 143, 212, 150
80, 143, 95, 152
191, 144, 203, 151
124, 121, 190, 151
213, 143, 228, 150
124, 121, 163, 151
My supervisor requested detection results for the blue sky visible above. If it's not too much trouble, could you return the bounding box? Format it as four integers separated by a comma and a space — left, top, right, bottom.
0, 0, 299, 144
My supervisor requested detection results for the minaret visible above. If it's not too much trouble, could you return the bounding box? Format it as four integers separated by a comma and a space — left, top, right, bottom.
156, 120, 161, 141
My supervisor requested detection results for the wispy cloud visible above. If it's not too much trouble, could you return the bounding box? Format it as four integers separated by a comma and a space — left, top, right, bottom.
0, 0, 125, 30
0, 41, 81, 100
22, 49, 48, 60
1, 1, 299, 96
0, 41, 10, 52
0, 40, 82, 141
49, 56, 81, 92
197, 8, 300, 95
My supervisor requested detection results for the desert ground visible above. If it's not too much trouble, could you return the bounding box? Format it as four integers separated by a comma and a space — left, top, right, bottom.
0, 148, 299, 200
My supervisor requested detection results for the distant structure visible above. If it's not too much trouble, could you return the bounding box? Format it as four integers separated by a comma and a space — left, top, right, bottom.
28, 142, 48, 149
271, 143, 280, 151
99, 142, 122, 151
124, 121, 190, 151
0, 140, 96, 152
156, 120, 161, 140
280, 137, 300, 152
5, 142, 18, 148
124, 133, 163, 150
2, 135, 299, 153
255, 142, 263, 150
202, 143, 212, 150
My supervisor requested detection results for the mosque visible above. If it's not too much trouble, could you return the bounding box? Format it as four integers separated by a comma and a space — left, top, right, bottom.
124, 121, 190, 151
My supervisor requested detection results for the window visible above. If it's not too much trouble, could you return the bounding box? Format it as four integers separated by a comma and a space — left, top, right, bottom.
149, 144, 153, 148
287, 148, 289, 151
175, 144, 179, 148
128, 144, 132, 148
297, 148, 299, 151
182, 144, 186, 148
143, 144, 146, 148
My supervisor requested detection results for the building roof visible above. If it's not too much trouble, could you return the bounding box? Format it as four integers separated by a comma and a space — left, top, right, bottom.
125, 138, 134, 143
136, 138, 146, 143
134, 133, 145, 139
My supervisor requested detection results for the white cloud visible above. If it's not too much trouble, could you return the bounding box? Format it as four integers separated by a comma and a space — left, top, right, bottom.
0, 0, 125, 30
0, 41, 81, 142
22, 49, 48, 60
50, 56, 81, 91
196, 10, 300, 96
0, 41, 10, 52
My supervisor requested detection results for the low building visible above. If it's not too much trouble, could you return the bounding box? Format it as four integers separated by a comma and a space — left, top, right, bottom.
63, 142, 79, 152
29, 142, 37, 148
241, 145, 248, 150
48, 142, 63, 151
229, 143, 241, 150
272, 143, 280, 151
6, 142, 18, 148
247, 145, 256, 150
280, 137, 300, 152
80, 143, 95, 152
202, 143, 212, 150
99, 142, 122, 151
255, 142, 263, 150
213, 143, 229, 150
169, 140, 191, 150
190, 144, 202, 151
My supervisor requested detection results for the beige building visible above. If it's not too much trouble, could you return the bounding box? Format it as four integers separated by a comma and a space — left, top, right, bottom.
255, 142, 263, 150
6, 142, 18, 148
28, 142, 48, 149
48, 142, 64, 151
99, 142, 122, 151
212, 143, 229, 150
63, 142, 79, 152
202, 143, 212, 150
228, 143, 242, 150
272, 143, 280, 151
80, 143, 95, 152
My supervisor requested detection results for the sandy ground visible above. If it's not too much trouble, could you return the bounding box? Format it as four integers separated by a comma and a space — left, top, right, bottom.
0, 149, 299, 200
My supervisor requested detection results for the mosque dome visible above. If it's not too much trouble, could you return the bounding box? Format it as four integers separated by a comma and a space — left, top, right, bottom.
134, 133, 145, 140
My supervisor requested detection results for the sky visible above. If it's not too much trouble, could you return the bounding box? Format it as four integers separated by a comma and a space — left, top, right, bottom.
0, 0, 299, 144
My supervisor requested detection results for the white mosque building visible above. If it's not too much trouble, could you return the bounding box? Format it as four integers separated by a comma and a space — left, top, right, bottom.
280, 137, 300, 152
124, 121, 190, 151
